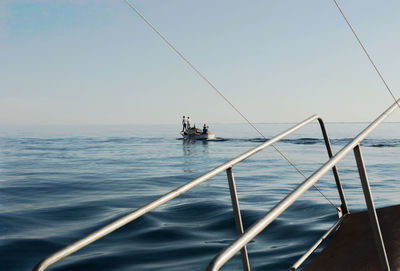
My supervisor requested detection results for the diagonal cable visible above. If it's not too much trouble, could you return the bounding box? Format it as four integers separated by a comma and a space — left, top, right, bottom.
332, 0, 400, 109
125, 0, 338, 210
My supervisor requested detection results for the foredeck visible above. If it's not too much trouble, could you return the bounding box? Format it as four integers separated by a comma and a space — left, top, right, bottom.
304, 205, 400, 271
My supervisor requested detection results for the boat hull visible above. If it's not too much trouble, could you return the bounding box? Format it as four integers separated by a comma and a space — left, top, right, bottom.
180, 132, 216, 140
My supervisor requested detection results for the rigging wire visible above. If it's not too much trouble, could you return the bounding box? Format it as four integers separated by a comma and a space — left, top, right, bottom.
125, 0, 339, 210
332, 0, 400, 109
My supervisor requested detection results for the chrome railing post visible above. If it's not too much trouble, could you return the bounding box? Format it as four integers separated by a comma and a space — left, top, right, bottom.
353, 144, 390, 271
318, 118, 349, 215
226, 167, 250, 271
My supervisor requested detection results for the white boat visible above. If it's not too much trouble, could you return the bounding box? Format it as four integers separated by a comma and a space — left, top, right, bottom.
180, 127, 216, 140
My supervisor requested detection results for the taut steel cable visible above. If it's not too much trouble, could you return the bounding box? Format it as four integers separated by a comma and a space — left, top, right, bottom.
332, 0, 400, 109
125, 0, 339, 210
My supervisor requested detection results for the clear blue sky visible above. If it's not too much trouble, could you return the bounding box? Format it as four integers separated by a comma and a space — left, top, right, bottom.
1, 0, 400, 125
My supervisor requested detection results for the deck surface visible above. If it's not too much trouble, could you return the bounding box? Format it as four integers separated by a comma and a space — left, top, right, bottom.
303, 205, 400, 271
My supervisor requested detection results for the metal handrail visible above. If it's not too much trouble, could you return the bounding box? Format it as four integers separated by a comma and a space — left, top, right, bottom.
206, 99, 400, 271
290, 215, 346, 270
32, 113, 341, 271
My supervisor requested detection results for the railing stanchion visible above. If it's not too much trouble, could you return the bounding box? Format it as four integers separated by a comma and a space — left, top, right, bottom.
207, 100, 400, 271
353, 144, 390, 271
226, 167, 250, 271
318, 118, 349, 215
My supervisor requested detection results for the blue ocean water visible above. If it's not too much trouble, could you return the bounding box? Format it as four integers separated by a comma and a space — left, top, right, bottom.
1, 122, 399, 270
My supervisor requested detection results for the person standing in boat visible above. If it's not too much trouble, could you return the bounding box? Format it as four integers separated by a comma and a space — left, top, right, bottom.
203, 124, 208, 134
181, 116, 187, 132
186, 117, 191, 129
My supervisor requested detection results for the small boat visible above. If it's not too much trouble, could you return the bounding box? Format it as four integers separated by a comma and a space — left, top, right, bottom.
180, 127, 216, 140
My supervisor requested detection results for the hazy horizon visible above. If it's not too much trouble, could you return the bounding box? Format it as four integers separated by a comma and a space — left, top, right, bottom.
2, 0, 400, 125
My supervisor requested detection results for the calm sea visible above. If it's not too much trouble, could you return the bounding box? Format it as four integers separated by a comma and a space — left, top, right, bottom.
1, 122, 400, 270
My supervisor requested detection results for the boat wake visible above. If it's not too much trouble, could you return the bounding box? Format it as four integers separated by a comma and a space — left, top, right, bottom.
177, 137, 400, 147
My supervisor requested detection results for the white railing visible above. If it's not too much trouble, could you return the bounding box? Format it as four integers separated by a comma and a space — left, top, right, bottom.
33, 99, 399, 271
206, 100, 399, 271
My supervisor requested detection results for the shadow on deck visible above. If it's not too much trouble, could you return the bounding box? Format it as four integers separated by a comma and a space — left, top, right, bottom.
304, 205, 400, 271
